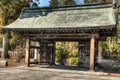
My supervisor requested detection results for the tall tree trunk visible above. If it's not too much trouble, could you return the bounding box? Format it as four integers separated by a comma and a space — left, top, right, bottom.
2, 32, 9, 59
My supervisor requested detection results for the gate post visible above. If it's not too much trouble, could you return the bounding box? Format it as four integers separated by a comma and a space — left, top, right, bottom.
90, 35, 95, 71
52, 41, 56, 65
25, 37, 30, 66
98, 46, 102, 63
34, 42, 39, 61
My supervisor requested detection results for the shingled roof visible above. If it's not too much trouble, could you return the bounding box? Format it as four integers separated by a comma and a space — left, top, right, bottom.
3, 3, 117, 31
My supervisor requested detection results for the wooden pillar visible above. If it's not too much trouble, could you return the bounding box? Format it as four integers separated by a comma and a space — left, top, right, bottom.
78, 41, 81, 67
98, 45, 102, 63
52, 41, 55, 65
34, 49, 38, 60
25, 37, 30, 66
2, 32, 9, 59
34, 42, 39, 61
38, 42, 41, 64
90, 35, 95, 71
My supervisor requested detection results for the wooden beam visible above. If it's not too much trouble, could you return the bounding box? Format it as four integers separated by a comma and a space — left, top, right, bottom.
90, 34, 95, 71
25, 37, 30, 66
30, 46, 40, 49
24, 33, 99, 37
26, 34, 99, 40
2, 32, 9, 59
33, 37, 91, 40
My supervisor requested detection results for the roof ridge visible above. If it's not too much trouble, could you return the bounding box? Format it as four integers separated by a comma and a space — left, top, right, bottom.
22, 2, 113, 11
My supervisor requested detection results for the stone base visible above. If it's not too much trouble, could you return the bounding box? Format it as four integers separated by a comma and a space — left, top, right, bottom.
0, 60, 8, 67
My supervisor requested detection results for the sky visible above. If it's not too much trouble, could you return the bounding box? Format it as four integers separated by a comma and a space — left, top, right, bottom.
40, 0, 84, 7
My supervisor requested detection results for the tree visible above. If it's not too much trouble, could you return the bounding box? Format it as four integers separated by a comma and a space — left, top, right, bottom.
0, 0, 29, 25
0, 0, 29, 58
49, 0, 59, 7
49, 0, 76, 6
0, 0, 16, 25
59, 0, 67, 6
59, 0, 76, 6
66, 0, 76, 5
0, 7, 4, 31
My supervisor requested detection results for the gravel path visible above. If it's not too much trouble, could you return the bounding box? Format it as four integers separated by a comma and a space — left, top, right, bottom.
0, 66, 119, 80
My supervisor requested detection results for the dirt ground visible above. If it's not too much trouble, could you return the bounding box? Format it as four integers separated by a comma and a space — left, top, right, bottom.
0, 57, 120, 80
0, 57, 120, 73
0, 66, 120, 80
0, 57, 25, 67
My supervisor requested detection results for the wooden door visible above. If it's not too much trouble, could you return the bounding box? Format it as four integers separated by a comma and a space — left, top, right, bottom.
78, 41, 90, 68
39, 41, 53, 65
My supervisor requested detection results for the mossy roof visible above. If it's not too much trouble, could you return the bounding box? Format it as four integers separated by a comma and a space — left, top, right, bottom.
3, 3, 116, 31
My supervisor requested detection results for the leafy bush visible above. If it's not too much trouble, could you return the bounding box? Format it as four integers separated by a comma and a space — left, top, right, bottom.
69, 49, 78, 58
55, 48, 69, 65
69, 57, 78, 65
55, 42, 79, 65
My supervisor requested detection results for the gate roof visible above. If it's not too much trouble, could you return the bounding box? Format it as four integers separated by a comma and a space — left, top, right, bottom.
2, 3, 117, 32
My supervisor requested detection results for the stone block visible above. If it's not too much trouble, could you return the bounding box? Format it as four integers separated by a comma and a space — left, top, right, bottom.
0, 60, 8, 67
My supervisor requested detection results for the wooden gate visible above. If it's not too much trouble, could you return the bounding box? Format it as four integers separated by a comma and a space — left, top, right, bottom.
78, 41, 90, 68
39, 41, 54, 65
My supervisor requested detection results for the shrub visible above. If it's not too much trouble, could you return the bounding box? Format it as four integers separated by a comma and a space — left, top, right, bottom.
55, 48, 69, 65
69, 49, 78, 58
69, 57, 78, 65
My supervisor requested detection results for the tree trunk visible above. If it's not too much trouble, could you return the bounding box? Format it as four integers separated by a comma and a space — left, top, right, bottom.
2, 32, 9, 59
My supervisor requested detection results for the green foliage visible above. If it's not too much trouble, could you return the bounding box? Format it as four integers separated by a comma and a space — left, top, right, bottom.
69, 49, 78, 57
49, 0, 76, 6
99, 0, 120, 60
49, 0, 59, 7
59, 0, 67, 6
0, 0, 28, 51
69, 57, 78, 65
55, 48, 69, 63
9, 32, 24, 50
55, 42, 78, 65
99, 37, 120, 52
55, 42, 70, 64
84, 0, 96, 4
59, 0, 76, 6
0, 0, 29, 25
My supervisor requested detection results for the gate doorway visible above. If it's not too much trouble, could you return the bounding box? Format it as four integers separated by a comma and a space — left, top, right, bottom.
55, 42, 79, 65
78, 41, 90, 68
39, 41, 54, 65
55, 41, 91, 68
31, 40, 94, 68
